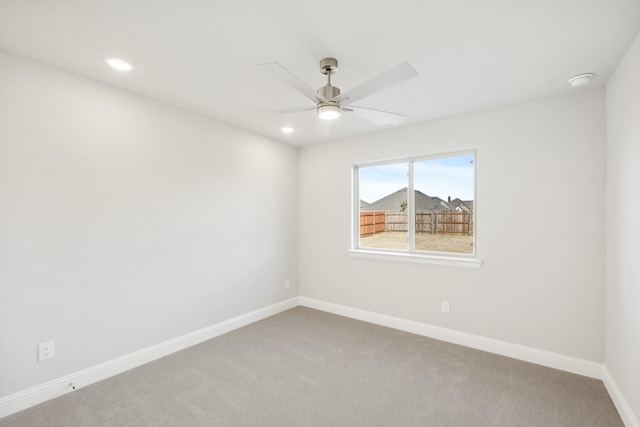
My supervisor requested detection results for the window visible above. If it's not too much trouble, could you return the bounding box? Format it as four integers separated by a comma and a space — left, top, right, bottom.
353, 151, 479, 267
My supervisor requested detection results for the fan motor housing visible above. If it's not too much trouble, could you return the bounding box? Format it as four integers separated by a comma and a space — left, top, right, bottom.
320, 57, 338, 75
318, 84, 340, 100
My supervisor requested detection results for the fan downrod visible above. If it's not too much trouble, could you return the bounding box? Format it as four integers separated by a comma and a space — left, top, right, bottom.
318, 58, 341, 101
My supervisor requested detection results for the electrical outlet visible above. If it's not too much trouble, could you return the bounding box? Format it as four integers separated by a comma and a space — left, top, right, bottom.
38, 340, 55, 361
441, 301, 450, 314
285, 279, 290, 289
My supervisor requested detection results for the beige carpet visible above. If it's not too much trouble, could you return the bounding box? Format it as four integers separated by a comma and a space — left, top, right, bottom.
0, 307, 622, 426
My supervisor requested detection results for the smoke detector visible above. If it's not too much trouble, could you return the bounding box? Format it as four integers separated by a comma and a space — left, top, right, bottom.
568, 73, 594, 87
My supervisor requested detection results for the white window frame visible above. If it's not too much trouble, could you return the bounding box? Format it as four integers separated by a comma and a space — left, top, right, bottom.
349, 149, 481, 268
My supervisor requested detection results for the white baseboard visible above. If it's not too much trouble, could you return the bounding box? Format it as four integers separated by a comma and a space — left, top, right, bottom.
0, 297, 299, 419
603, 367, 640, 427
299, 297, 605, 380
5, 296, 635, 424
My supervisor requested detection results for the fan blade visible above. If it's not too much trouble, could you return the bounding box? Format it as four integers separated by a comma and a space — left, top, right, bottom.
349, 105, 408, 126
333, 61, 418, 105
315, 117, 333, 136
258, 62, 329, 104
247, 106, 315, 115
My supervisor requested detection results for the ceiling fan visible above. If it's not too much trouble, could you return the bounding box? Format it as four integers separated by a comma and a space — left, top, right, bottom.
257, 57, 418, 134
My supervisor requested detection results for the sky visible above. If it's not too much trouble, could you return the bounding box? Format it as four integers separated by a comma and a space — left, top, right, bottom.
359, 154, 475, 203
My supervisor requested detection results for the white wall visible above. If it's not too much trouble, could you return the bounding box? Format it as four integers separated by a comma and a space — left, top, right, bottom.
299, 89, 606, 362
606, 33, 640, 421
0, 51, 299, 397
3, 43, 629, 415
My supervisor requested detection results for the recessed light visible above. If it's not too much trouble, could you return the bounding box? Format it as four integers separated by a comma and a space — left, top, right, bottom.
281, 127, 294, 134
568, 73, 594, 87
103, 57, 135, 72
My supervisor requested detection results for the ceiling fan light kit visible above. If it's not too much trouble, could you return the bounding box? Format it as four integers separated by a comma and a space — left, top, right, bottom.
318, 104, 341, 120
258, 57, 418, 132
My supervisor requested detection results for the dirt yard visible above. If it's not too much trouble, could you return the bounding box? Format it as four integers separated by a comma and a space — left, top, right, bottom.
360, 232, 474, 254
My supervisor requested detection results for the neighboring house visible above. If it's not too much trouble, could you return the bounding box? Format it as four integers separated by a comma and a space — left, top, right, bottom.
447, 197, 474, 213
361, 188, 473, 213
360, 200, 373, 211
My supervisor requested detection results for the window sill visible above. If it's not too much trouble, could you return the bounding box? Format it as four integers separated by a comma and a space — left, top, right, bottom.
348, 249, 482, 268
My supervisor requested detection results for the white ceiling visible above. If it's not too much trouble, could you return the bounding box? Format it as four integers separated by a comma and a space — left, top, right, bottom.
1, 0, 639, 146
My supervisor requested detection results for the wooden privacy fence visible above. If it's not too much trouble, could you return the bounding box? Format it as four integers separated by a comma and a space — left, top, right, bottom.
360, 211, 385, 237
360, 211, 474, 237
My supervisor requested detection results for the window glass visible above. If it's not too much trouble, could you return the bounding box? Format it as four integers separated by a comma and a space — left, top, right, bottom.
358, 163, 408, 250
413, 155, 475, 254
356, 152, 475, 256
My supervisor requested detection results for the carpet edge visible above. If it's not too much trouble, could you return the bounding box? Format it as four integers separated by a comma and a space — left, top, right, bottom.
298, 297, 604, 379
603, 367, 640, 427
0, 297, 300, 419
